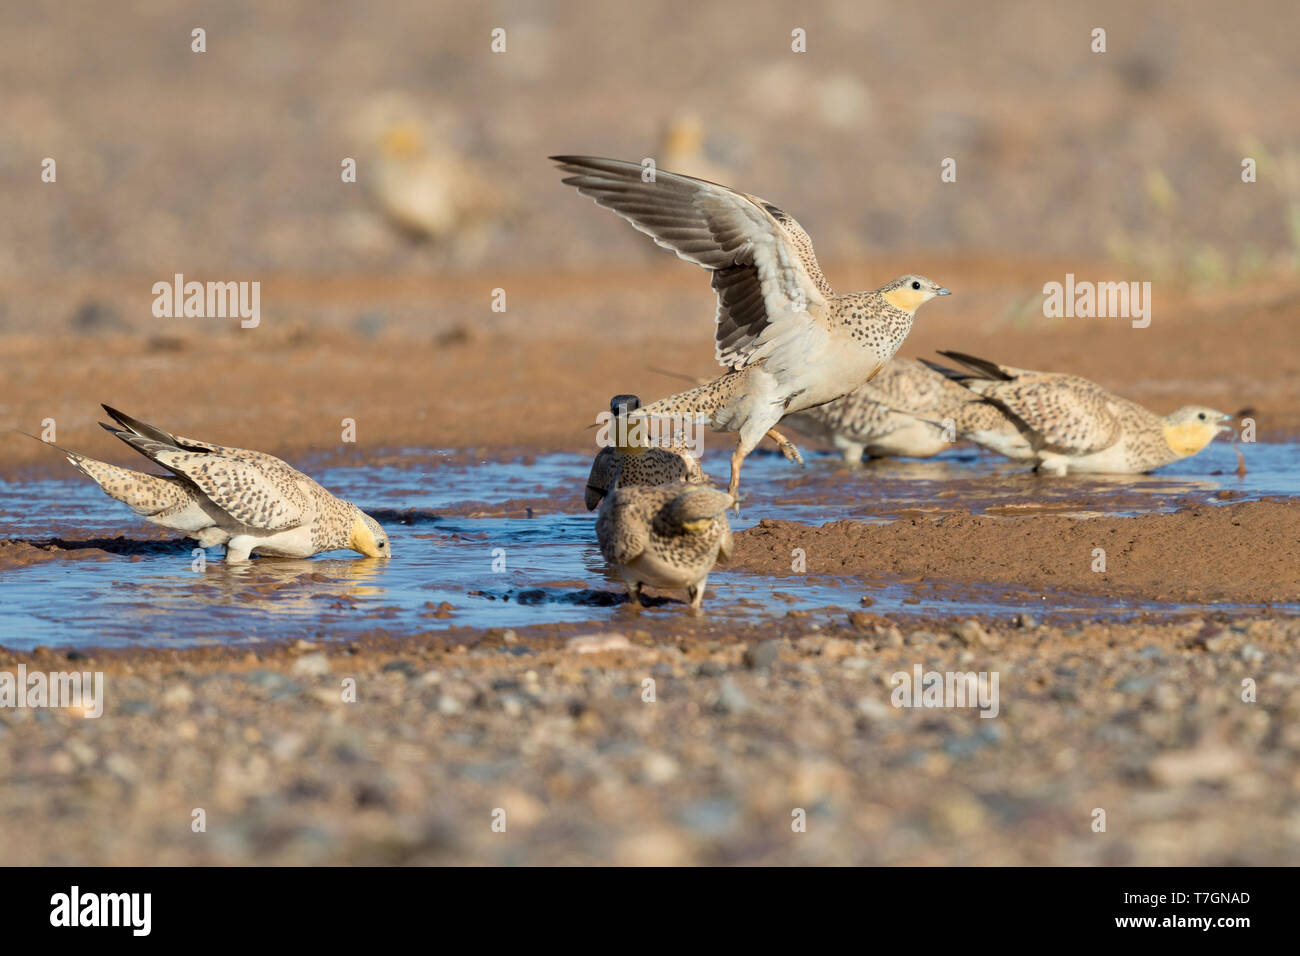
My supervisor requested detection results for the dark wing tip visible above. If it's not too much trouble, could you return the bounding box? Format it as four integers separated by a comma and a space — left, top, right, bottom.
935, 350, 1012, 381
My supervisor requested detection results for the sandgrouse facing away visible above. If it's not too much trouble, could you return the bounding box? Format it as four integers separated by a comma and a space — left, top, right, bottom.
930, 351, 1233, 475
584, 394, 704, 510
595, 474, 735, 610
37, 405, 390, 563
552, 155, 950, 504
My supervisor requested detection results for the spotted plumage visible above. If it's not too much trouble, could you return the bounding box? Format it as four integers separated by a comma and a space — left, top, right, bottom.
584, 394, 704, 510
782, 357, 1022, 461
596, 479, 734, 610
39, 405, 390, 562
932, 351, 1233, 475
585, 443, 703, 510
552, 156, 950, 503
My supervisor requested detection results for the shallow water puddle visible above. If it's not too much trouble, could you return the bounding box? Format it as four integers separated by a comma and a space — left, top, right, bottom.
0, 441, 1295, 650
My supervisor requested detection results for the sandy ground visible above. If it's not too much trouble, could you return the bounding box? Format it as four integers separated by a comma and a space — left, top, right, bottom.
1, 614, 1296, 865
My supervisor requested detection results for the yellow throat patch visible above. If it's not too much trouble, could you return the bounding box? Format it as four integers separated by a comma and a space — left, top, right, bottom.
1162, 421, 1218, 458
348, 516, 384, 557
882, 286, 928, 314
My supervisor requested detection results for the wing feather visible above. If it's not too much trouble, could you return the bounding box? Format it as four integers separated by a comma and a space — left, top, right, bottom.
112, 434, 309, 531
553, 155, 831, 370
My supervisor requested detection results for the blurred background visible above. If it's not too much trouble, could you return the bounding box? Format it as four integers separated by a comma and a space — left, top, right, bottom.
1, 0, 1298, 464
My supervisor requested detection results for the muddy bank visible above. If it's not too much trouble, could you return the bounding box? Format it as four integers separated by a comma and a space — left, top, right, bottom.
733, 498, 1300, 605
1, 613, 1296, 865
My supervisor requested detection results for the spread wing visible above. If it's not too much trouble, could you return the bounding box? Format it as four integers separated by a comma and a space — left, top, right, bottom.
111, 433, 310, 531
552, 156, 832, 371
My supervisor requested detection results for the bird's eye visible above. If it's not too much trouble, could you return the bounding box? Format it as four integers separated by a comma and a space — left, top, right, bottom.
911, 280, 921, 290
379, 542, 386, 548
1197, 413, 1206, 421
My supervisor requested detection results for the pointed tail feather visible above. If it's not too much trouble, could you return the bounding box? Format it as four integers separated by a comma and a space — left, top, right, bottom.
919, 358, 971, 382
647, 366, 710, 387
100, 405, 180, 445
12, 429, 93, 473
13, 429, 185, 514
935, 350, 1015, 381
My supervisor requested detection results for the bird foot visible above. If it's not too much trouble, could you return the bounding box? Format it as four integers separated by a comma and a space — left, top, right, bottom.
766, 428, 804, 466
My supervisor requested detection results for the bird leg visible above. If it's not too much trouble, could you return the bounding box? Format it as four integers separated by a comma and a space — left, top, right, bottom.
728, 440, 744, 513
224, 537, 254, 564
687, 574, 709, 611
766, 428, 804, 465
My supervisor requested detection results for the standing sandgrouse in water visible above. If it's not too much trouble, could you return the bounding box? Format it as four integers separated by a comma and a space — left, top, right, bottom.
595, 472, 734, 610
552, 156, 950, 504
37, 405, 390, 563
931, 351, 1233, 475
781, 357, 1023, 462
584, 394, 704, 510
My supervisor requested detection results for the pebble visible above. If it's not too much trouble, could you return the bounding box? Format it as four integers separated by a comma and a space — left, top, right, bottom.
292, 653, 331, 677
245, 670, 292, 689
818, 637, 859, 659
104, 753, 138, 783
1149, 746, 1244, 786
642, 751, 680, 784
847, 611, 878, 631
953, 619, 993, 648
161, 683, 194, 709
566, 633, 631, 654
855, 696, 891, 720
713, 678, 750, 714
678, 797, 740, 835
743, 640, 780, 670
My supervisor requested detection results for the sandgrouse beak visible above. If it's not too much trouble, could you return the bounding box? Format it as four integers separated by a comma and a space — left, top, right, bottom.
935, 287, 952, 296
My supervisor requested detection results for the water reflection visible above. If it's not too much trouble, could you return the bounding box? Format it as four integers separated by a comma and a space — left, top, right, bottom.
0, 441, 1295, 650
